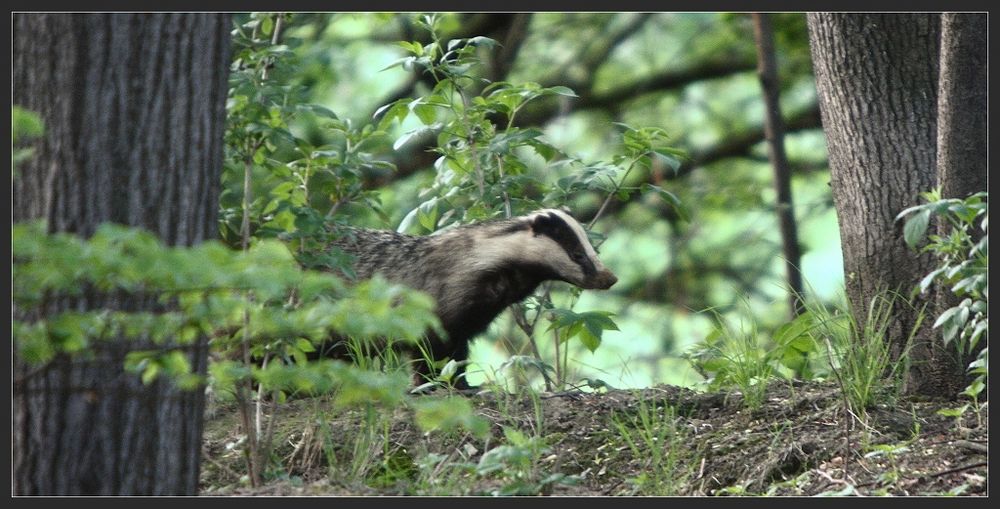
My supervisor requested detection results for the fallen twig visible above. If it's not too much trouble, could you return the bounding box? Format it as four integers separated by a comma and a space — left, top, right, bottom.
928, 461, 988, 479
954, 440, 988, 454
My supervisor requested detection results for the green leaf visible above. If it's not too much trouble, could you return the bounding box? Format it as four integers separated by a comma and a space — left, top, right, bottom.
544, 85, 578, 97
393, 123, 441, 151
935, 406, 967, 418
773, 311, 815, 346
141, 363, 161, 385
12, 106, 44, 144
160, 350, 192, 377
413, 103, 437, 125
919, 267, 946, 293
260, 16, 273, 36
641, 183, 689, 222
933, 305, 965, 345
417, 203, 439, 232
299, 103, 338, 120
373, 99, 410, 124
952, 275, 985, 296
527, 140, 558, 162
578, 327, 601, 352
968, 320, 987, 349
653, 150, 682, 174
395, 40, 424, 56
895, 203, 926, 222
438, 359, 459, 382
466, 36, 498, 49
963, 378, 985, 398
903, 209, 931, 249
13, 322, 54, 364
412, 397, 489, 439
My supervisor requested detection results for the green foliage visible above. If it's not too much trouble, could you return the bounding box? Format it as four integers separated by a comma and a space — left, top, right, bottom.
545, 309, 619, 353
11, 105, 43, 142
404, 386, 576, 495
770, 310, 826, 380
411, 357, 476, 393
863, 441, 911, 487
688, 289, 920, 415
325, 403, 397, 483
690, 307, 825, 388
496, 355, 557, 390
408, 426, 577, 496
12, 215, 492, 486
897, 189, 988, 402
687, 309, 774, 410
474, 426, 578, 495
223, 13, 391, 266
809, 291, 922, 416
611, 398, 690, 495
412, 396, 490, 438
12, 221, 440, 389
685, 294, 830, 410
381, 14, 584, 225
12, 106, 44, 173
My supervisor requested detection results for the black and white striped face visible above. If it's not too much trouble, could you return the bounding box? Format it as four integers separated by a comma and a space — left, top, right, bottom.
479, 209, 618, 290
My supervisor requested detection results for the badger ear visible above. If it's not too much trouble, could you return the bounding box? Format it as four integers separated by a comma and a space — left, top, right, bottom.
529, 211, 557, 236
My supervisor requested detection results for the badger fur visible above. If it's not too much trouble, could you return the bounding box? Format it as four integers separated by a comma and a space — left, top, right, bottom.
321, 208, 617, 389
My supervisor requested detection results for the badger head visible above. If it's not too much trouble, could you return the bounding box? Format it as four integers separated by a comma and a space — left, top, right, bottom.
485, 208, 618, 290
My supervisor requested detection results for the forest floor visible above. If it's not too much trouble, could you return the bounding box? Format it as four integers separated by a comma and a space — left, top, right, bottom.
199, 380, 987, 497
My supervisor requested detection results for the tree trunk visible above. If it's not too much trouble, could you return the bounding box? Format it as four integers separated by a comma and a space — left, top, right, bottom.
752, 12, 804, 318
935, 13, 987, 204
912, 12, 989, 395
806, 14, 947, 394
12, 13, 231, 495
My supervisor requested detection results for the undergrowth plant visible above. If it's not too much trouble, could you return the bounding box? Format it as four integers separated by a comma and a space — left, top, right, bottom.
687, 305, 776, 411
897, 189, 988, 410
410, 382, 576, 495
12, 105, 43, 174
808, 291, 923, 418
340, 405, 399, 487
688, 286, 922, 418
610, 397, 690, 495
475, 426, 577, 495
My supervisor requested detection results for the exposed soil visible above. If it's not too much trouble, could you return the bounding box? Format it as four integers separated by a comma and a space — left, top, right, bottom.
199, 380, 987, 496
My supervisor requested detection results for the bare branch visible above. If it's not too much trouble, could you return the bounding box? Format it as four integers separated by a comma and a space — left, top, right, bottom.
513, 58, 758, 127
490, 13, 533, 83
753, 12, 804, 317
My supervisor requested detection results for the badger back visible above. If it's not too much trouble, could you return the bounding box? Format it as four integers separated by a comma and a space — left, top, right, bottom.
326, 227, 436, 282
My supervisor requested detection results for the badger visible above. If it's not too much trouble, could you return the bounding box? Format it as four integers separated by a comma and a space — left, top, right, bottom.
319, 208, 618, 389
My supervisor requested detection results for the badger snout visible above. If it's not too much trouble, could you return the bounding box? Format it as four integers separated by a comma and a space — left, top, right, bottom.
585, 268, 618, 290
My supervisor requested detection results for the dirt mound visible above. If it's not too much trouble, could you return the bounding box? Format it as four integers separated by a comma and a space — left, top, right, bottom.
200, 380, 987, 496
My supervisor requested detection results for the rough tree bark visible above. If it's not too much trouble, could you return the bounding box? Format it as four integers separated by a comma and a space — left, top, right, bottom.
12, 13, 231, 495
918, 12, 989, 394
807, 13, 982, 397
935, 13, 987, 222
752, 12, 805, 318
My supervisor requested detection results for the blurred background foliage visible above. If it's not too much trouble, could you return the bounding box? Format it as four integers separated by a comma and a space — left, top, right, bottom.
222, 12, 841, 389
